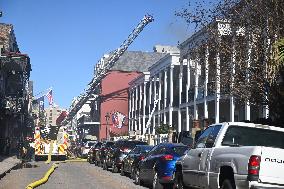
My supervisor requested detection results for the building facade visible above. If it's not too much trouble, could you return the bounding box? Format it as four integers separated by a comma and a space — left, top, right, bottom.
128, 49, 180, 136
128, 23, 268, 138
0, 23, 32, 155
90, 51, 166, 141
45, 105, 65, 126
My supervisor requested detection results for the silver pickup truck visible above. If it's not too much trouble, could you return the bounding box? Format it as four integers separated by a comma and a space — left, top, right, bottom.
175, 122, 284, 189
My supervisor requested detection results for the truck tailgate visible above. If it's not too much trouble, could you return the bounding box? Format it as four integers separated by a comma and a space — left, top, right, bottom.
259, 147, 284, 185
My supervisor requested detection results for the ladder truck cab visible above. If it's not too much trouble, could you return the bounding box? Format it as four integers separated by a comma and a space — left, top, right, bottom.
33, 126, 69, 161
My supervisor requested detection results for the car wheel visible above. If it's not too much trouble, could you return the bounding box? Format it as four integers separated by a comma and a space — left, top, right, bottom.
112, 162, 118, 173
134, 169, 143, 185
130, 166, 135, 179
103, 161, 107, 170
153, 171, 163, 189
174, 171, 185, 189
221, 179, 234, 189
120, 164, 125, 176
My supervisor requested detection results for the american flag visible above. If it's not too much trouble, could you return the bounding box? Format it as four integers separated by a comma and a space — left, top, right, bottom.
46, 89, 53, 105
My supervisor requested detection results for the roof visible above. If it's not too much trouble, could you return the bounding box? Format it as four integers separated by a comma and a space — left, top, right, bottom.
110, 51, 166, 72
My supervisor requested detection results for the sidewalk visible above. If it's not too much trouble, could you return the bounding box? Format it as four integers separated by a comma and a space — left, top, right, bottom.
0, 155, 22, 179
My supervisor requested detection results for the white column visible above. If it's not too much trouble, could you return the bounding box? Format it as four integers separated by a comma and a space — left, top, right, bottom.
129, 90, 132, 132
149, 78, 152, 120
194, 59, 199, 120
215, 51, 220, 123
230, 37, 236, 122
163, 69, 167, 125
169, 66, 174, 127
132, 90, 135, 131
152, 75, 157, 134
164, 69, 167, 108
204, 46, 209, 119
178, 60, 183, 132
143, 82, 147, 134
186, 59, 190, 131
158, 72, 162, 125
245, 33, 252, 121
170, 66, 174, 107
135, 86, 138, 130
139, 84, 143, 132
263, 23, 270, 118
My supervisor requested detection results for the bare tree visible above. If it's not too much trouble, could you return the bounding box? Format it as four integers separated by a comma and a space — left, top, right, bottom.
176, 0, 284, 125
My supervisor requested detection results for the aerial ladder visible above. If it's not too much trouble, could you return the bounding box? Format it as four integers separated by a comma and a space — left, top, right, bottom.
61, 15, 154, 126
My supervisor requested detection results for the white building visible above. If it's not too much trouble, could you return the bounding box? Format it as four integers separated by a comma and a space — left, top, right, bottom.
129, 19, 268, 138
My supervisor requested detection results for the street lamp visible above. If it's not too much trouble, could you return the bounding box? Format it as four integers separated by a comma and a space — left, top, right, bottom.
105, 112, 110, 140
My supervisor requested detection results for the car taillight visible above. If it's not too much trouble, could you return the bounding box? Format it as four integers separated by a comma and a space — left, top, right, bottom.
139, 155, 145, 161
120, 148, 129, 153
161, 154, 174, 161
247, 155, 261, 181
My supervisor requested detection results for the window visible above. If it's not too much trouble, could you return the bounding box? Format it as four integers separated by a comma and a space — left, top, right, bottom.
195, 125, 222, 148
205, 125, 222, 148
171, 146, 188, 156
195, 127, 213, 148
148, 145, 162, 156
131, 147, 140, 154
222, 126, 284, 149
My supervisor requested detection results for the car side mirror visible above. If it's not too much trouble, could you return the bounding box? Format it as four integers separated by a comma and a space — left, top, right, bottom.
205, 137, 215, 148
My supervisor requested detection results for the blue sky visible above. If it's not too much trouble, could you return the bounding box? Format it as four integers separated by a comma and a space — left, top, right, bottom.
1, 0, 193, 109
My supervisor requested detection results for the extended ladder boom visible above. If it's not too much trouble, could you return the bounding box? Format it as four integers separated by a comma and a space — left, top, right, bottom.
62, 15, 154, 126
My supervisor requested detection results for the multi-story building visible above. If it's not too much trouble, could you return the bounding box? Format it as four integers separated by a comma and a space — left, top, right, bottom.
128, 46, 180, 136
128, 20, 270, 139
90, 51, 166, 141
45, 105, 65, 126
0, 23, 32, 155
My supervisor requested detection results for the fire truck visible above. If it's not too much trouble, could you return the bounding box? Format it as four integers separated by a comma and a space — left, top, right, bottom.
33, 126, 69, 161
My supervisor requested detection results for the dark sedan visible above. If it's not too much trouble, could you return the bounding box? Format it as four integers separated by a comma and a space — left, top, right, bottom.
135, 143, 189, 189
121, 145, 153, 178
104, 140, 147, 173
87, 142, 103, 164
96, 141, 115, 166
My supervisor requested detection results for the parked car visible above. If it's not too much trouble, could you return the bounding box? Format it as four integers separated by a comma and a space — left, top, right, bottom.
135, 143, 189, 189
121, 145, 153, 178
103, 140, 147, 173
175, 122, 284, 189
87, 141, 102, 163
96, 141, 115, 166
81, 141, 96, 158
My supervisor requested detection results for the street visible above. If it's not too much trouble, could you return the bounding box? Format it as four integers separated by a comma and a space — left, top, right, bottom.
0, 161, 148, 189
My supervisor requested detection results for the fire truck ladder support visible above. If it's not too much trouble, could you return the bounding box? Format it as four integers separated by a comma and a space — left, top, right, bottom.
62, 14, 154, 126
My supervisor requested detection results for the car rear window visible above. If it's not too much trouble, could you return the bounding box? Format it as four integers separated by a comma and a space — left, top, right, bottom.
140, 145, 153, 153
105, 142, 114, 147
87, 142, 95, 147
222, 126, 284, 149
94, 142, 102, 148
171, 146, 188, 156
116, 141, 147, 149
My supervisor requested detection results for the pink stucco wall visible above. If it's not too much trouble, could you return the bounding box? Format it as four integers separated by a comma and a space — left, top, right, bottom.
99, 70, 141, 140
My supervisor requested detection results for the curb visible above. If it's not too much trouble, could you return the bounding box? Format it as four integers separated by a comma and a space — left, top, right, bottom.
0, 159, 23, 180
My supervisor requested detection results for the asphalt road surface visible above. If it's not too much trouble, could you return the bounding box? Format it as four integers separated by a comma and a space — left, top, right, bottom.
0, 161, 148, 189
